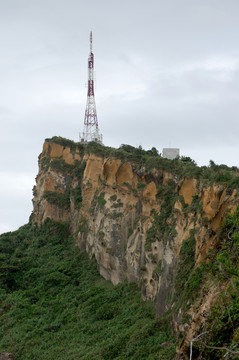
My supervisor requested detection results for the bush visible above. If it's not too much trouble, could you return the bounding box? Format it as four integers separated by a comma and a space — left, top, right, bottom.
71, 185, 82, 208
110, 194, 117, 201
97, 192, 106, 207
72, 160, 86, 178
50, 157, 75, 173
0, 220, 176, 360
43, 190, 70, 209
40, 156, 50, 172
45, 136, 77, 150
145, 181, 177, 250
174, 229, 196, 294
78, 217, 88, 234
137, 182, 146, 190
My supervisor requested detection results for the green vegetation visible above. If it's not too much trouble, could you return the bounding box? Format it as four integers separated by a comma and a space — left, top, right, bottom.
97, 192, 106, 207
72, 160, 86, 179
137, 182, 146, 190
43, 185, 83, 211
171, 209, 239, 359
50, 157, 76, 174
111, 200, 123, 208
41, 158, 86, 210
110, 194, 117, 201
110, 212, 124, 219
99, 231, 105, 241
43, 190, 71, 210
71, 185, 82, 209
0, 220, 176, 360
153, 260, 162, 275
78, 217, 88, 234
128, 227, 133, 238
43, 137, 239, 189
89, 191, 98, 215
45, 136, 84, 153
145, 181, 177, 250
179, 194, 203, 216
174, 229, 197, 301
50, 158, 86, 179
121, 182, 132, 190
200, 208, 239, 359
155, 181, 176, 200
84, 142, 152, 162
40, 156, 51, 172
29, 137, 239, 358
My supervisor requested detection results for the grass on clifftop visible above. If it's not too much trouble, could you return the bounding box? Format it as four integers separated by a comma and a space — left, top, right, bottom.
45, 136, 239, 187
0, 220, 175, 360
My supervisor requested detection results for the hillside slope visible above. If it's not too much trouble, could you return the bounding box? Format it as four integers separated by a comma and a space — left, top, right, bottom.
31, 137, 239, 358
0, 220, 176, 359
1, 137, 239, 359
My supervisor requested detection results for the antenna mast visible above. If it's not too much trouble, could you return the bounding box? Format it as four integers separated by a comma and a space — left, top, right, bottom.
80, 31, 103, 144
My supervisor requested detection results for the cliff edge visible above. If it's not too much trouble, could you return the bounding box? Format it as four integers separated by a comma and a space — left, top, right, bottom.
31, 137, 239, 359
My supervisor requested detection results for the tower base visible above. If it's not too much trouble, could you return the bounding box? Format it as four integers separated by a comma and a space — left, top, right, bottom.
79, 125, 103, 145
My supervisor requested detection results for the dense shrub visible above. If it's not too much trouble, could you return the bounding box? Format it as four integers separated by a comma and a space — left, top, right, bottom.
44, 137, 239, 189
145, 181, 177, 250
43, 190, 71, 209
174, 229, 196, 294
0, 220, 176, 360
97, 192, 106, 207
45, 136, 77, 151
197, 208, 239, 358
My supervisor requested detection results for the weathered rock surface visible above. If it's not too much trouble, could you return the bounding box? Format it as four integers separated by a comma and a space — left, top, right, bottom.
31, 139, 239, 359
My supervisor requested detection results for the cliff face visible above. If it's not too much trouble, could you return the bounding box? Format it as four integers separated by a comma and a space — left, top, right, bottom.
31, 138, 239, 357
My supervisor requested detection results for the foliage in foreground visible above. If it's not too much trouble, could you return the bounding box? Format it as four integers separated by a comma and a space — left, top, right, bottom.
200, 208, 239, 359
172, 208, 239, 359
0, 220, 175, 360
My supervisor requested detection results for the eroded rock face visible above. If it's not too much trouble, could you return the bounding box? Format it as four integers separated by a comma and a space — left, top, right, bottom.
32, 141, 238, 296
31, 140, 239, 358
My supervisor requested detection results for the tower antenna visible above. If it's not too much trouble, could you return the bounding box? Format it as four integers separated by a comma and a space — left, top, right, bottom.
80, 31, 103, 144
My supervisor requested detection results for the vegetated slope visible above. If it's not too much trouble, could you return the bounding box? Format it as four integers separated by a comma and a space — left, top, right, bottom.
0, 220, 176, 360
173, 208, 239, 359
29, 136, 239, 359
2, 137, 239, 359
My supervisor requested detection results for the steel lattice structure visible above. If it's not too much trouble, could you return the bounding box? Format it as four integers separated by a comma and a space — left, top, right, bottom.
80, 32, 103, 144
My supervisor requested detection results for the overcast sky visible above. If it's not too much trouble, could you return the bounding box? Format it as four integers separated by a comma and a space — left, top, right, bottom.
1, 0, 239, 233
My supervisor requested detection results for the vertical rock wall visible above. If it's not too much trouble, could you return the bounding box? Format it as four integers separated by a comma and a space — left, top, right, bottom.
31, 139, 239, 358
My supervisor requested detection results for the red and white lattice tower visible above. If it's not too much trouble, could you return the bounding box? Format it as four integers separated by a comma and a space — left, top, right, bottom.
80, 32, 103, 144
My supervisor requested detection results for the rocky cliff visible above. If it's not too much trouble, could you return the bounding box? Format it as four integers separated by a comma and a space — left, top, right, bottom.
31, 137, 239, 358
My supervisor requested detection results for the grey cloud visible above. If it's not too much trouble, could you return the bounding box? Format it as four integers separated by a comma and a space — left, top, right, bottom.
1, 0, 239, 232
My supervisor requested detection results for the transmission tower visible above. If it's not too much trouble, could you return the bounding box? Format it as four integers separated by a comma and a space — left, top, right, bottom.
80, 32, 103, 144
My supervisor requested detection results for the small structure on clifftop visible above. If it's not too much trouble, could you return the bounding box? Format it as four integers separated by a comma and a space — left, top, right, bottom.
162, 148, 180, 160
80, 32, 103, 144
